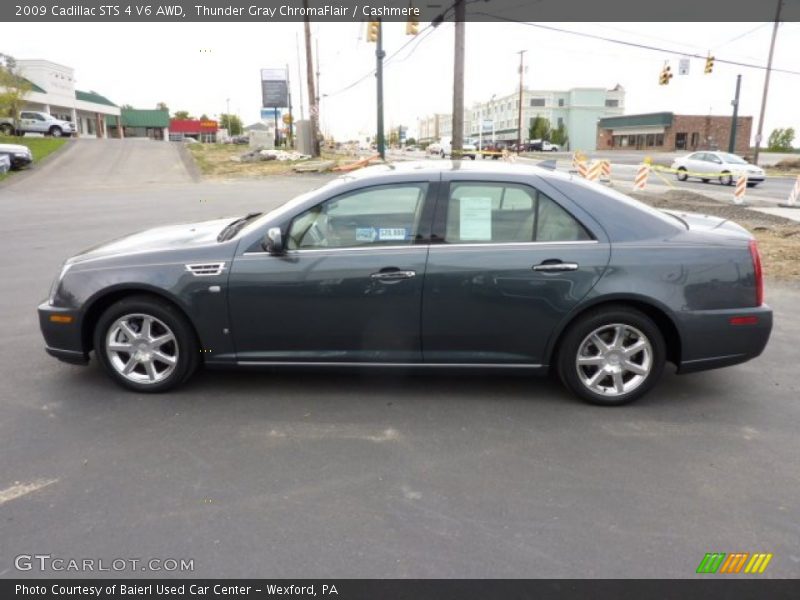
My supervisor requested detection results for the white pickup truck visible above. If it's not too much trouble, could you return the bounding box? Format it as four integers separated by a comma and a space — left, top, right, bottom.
427, 137, 477, 160
0, 111, 75, 137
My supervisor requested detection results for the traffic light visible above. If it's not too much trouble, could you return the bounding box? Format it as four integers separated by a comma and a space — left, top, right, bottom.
659, 64, 673, 86
705, 55, 715, 74
406, 16, 419, 35
366, 21, 379, 43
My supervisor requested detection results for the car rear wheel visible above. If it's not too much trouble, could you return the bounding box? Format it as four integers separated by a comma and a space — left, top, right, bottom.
720, 172, 733, 186
676, 168, 688, 181
0, 123, 13, 136
557, 306, 666, 406
93, 296, 199, 392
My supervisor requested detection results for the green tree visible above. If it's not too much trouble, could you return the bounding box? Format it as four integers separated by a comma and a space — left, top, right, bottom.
199, 113, 209, 120
220, 113, 242, 136
767, 128, 795, 152
551, 122, 567, 146
121, 104, 134, 110
173, 110, 192, 119
405, 137, 416, 146
0, 53, 32, 133
528, 116, 550, 142
156, 101, 169, 112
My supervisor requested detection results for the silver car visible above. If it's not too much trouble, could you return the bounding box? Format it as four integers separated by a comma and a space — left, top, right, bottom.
671, 151, 765, 187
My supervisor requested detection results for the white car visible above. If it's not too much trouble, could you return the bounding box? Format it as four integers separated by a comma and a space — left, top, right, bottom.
0, 111, 75, 138
671, 151, 765, 187
0, 143, 33, 169
427, 137, 477, 160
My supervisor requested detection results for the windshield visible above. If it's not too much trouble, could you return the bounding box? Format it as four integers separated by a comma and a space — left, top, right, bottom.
720, 153, 748, 165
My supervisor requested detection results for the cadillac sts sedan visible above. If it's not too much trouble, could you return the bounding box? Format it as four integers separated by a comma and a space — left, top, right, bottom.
39, 162, 772, 405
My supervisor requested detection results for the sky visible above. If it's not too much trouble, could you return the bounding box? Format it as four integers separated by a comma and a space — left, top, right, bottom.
3, 21, 799, 143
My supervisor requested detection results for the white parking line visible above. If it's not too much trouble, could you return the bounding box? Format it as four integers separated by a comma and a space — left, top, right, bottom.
0, 478, 58, 506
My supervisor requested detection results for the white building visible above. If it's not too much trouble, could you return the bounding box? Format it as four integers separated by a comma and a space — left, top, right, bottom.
11, 59, 121, 138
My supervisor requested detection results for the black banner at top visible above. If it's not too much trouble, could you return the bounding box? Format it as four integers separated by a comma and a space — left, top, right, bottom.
3, 0, 800, 23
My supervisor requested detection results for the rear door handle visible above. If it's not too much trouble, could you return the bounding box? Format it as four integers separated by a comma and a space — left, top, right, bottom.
533, 261, 579, 272
370, 269, 416, 281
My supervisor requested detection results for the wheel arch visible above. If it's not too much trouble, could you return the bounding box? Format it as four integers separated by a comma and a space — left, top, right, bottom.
81, 285, 202, 354
547, 295, 682, 368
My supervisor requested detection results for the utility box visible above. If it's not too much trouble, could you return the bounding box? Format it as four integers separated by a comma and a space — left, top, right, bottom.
295, 120, 313, 155
250, 130, 274, 149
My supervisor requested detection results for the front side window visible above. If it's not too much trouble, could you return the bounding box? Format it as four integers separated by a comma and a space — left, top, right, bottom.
287, 183, 428, 250
444, 182, 591, 244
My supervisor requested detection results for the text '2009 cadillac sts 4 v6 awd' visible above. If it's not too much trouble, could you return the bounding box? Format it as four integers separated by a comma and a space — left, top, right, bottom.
39, 162, 772, 405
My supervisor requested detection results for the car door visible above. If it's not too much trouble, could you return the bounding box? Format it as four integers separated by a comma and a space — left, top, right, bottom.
685, 152, 705, 175
227, 181, 436, 363
421, 176, 610, 365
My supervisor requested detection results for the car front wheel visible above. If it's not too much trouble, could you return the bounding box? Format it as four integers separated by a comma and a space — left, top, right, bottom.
49, 126, 63, 137
676, 168, 688, 181
557, 306, 666, 406
93, 296, 199, 392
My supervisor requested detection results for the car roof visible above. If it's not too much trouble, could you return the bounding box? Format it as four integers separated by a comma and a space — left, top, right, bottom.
338, 159, 567, 181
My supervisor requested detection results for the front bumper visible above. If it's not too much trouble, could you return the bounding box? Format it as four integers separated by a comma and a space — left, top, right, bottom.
676, 304, 772, 374
38, 301, 89, 365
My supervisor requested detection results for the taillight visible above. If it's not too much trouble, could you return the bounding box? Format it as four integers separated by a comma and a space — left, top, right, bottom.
749, 239, 763, 306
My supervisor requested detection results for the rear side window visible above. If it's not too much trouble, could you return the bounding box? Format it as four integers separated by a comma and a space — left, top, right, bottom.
444, 182, 591, 244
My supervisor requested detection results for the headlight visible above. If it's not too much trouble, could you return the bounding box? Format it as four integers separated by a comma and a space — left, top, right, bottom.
48, 262, 72, 305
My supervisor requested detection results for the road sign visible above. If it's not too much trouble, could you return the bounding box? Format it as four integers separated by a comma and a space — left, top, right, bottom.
679, 58, 690, 75
260, 68, 288, 108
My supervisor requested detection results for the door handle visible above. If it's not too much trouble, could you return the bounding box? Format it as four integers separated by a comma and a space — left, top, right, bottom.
533, 261, 579, 272
370, 269, 416, 281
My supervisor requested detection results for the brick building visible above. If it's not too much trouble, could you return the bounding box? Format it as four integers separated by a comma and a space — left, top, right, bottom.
597, 112, 752, 154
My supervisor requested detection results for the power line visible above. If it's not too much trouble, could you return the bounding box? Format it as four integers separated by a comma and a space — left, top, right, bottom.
477, 17, 800, 77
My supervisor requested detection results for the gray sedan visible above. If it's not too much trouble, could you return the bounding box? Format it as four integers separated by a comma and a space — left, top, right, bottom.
38, 162, 771, 405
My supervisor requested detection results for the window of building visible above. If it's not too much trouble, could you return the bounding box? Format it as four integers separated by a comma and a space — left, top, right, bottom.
558, 98, 565, 107
690, 132, 700, 148
675, 132, 688, 150
646, 134, 655, 146
557, 117, 564, 128
655, 134, 664, 146
530, 98, 545, 107
605, 99, 619, 107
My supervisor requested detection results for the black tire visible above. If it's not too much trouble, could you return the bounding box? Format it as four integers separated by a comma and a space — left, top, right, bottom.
676, 168, 688, 181
747, 182, 759, 188
93, 295, 200, 392
701, 178, 710, 183
0, 123, 13, 136
556, 305, 666, 406
720, 172, 733, 186
48, 126, 63, 138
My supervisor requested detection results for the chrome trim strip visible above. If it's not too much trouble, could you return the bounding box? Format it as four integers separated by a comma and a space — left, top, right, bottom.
236, 361, 543, 368
429, 240, 599, 250
242, 245, 423, 257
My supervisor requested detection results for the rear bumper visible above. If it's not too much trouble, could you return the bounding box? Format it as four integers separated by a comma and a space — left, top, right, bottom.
676, 304, 772, 374
38, 301, 89, 365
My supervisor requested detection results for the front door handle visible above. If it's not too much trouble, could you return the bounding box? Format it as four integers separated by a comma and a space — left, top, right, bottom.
370, 269, 417, 281
533, 261, 579, 272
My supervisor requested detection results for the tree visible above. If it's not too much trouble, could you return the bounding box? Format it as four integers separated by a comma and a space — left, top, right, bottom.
528, 116, 550, 142
220, 113, 242, 136
551, 122, 567, 146
121, 104, 134, 110
0, 53, 32, 133
173, 110, 192, 120
767, 128, 795, 152
405, 137, 416, 146
199, 113, 209, 121
156, 101, 169, 112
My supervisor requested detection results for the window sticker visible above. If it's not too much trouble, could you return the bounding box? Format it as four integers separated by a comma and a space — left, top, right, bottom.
378, 227, 407, 241
355, 227, 378, 242
459, 197, 492, 241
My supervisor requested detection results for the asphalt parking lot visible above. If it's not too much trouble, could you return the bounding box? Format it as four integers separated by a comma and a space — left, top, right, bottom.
1, 140, 798, 578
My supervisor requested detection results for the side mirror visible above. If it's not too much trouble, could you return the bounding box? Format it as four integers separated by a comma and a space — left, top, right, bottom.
264, 227, 284, 254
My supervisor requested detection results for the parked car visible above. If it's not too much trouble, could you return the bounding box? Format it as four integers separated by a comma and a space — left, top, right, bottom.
39, 162, 771, 405
529, 140, 560, 152
671, 151, 765, 187
0, 111, 75, 137
427, 137, 477, 160
0, 154, 10, 175
0, 143, 34, 169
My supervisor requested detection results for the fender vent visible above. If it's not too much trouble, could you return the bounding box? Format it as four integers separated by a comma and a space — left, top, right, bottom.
185, 262, 226, 276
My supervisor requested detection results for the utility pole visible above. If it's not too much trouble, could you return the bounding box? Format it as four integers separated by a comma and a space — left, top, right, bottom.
302, 2, 320, 157
753, 0, 782, 164
516, 50, 526, 153
728, 74, 741, 153
375, 18, 386, 159
295, 31, 305, 120
451, 0, 465, 159
315, 38, 321, 139
286, 64, 294, 148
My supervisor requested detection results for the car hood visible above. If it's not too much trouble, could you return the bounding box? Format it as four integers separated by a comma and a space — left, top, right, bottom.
660, 209, 750, 237
0, 143, 31, 154
67, 217, 234, 265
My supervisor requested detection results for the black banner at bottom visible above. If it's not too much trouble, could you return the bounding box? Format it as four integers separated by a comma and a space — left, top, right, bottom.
4, 579, 800, 600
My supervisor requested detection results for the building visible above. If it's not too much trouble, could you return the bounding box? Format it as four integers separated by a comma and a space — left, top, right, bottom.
107, 108, 170, 140
168, 119, 218, 142
596, 112, 753, 154
8, 59, 121, 138
417, 113, 448, 145
468, 85, 625, 150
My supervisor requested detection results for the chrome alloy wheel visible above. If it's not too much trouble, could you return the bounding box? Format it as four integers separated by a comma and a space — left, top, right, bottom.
575, 323, 653, 397
105, 313, 178, 385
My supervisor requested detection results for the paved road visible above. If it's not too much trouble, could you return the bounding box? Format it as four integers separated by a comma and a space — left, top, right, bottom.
1, 142, 799, 579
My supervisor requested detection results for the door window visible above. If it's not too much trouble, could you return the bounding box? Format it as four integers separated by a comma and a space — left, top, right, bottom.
444, 182, 591, 244
287, 183, 428, 250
